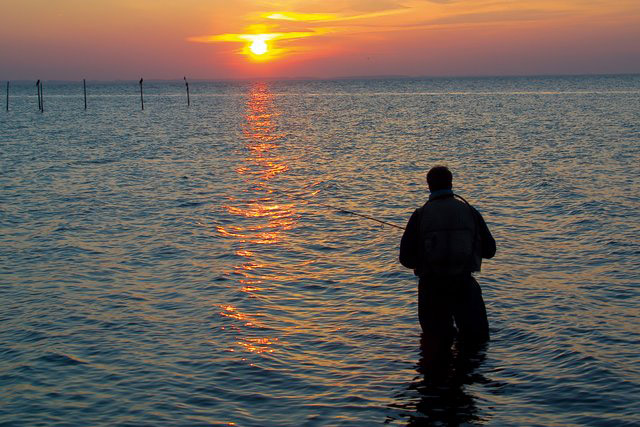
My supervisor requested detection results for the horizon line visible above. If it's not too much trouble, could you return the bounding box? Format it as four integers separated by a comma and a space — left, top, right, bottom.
2, 72, 639, 84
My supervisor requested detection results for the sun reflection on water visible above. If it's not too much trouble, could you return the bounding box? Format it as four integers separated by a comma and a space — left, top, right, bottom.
236, 337, 279, 354
216, 82, 298, 355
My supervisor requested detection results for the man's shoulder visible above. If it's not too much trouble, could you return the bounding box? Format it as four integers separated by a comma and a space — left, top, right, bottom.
408, 206, 424, 225
466, 203, 484, 218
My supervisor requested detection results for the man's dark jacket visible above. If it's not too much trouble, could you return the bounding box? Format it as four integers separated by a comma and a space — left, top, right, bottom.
399, 193, 496, 276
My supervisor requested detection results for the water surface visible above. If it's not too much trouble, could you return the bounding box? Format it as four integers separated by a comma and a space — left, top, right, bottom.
1, 75, 639, 426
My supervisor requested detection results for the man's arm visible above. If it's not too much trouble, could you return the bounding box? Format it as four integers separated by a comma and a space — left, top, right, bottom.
399, 209, 422, 270
473, 208, 496, 259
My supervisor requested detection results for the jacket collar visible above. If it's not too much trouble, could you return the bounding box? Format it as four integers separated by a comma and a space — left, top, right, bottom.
428, 188, 454, 201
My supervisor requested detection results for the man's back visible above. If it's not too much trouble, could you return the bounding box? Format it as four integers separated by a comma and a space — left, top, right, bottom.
400, 194, 495, 278
418, 196, 479, 276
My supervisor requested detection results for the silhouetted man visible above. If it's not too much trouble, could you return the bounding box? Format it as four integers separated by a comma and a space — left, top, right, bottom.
400, 166, 496, 347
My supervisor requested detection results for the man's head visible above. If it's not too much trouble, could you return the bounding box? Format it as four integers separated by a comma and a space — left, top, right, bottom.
426, 166, 453, 192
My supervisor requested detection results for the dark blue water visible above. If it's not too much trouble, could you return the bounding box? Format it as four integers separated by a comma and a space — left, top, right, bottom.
1, 75, 639, 426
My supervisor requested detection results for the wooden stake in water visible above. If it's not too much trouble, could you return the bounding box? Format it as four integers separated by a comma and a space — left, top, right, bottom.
40, 81, 44, 113
184, 76, 190, 107
83, 79, 87, 110
36, 80, 41, 111
139, 78, 144, 110
5, 81, 8, 112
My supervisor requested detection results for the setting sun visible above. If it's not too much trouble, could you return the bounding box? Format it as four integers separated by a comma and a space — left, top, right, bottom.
250, 38, 268, 56
189, 27, 325, 64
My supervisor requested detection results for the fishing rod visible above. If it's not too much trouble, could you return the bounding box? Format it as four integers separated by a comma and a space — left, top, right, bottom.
274, 188, 406, 231
277, 188, 473, 232
311, 199, 406, 230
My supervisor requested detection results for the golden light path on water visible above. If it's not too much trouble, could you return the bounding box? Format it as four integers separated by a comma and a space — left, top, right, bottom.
217, 83, 299, 357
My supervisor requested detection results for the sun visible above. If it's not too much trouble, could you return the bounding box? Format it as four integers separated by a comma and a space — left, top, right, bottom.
232, 33, 285, 61
250, 39, 268, 55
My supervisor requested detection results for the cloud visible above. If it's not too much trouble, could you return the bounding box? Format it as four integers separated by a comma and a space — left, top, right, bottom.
337, 0, 408, 12
255, 0, 406, 13
263, 8, 409, 23
423, 8, 574, 25
263, 12, 340, 22
188, 29, 329, 44
187, 23, 335, 61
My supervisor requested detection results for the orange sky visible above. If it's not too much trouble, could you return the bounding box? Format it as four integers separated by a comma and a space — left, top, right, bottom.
1, 0, 639, 79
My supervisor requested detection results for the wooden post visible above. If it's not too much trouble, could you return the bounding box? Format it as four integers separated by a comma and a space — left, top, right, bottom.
83, 79, 87, 110
5, 81, 8, 112
139, 78, 144, 110
184, 76, 190, 107
40, 81, 44, 113
36, 80, 41, 111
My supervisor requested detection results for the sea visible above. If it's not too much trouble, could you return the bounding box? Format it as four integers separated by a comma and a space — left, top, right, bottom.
1, 75, 639, 426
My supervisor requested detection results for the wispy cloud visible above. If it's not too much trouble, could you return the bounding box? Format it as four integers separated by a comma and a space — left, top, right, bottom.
422, 8, 574, 26
188, 22, 334, 61
262, 12, 340, 22
262, 8, 408, 22
188, 29, 326, 44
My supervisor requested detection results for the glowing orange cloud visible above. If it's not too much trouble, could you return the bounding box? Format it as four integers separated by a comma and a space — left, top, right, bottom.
188, 25, 332, 61
264, 12, 339, 22
263, 9, 408, 23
